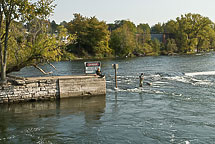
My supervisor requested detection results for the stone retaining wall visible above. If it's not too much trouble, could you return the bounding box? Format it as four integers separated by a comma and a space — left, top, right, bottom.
0, 76, 106, 104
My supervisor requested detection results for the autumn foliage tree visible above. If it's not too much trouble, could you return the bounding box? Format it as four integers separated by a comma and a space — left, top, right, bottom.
0, 0, 55, 83
7, 18, 75, 76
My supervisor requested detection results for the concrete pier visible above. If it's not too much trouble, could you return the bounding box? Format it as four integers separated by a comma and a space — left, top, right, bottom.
0, 75, 106, 104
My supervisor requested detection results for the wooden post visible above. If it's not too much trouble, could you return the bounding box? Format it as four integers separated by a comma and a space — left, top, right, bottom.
112, 64, 118, 88
115, 67, 117, 88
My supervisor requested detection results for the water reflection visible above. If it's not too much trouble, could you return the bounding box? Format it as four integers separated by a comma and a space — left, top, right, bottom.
0, 95, 106, 120
0, 96, 106, 143
112, 92, 119, 116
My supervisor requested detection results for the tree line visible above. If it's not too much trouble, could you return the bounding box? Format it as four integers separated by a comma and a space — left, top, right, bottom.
52, 13, 215, 58
1, 0, 215, 83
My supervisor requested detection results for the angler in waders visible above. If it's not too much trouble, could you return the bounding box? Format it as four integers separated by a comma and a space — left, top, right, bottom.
139, 73, 144, 87
139, 73, 152, 87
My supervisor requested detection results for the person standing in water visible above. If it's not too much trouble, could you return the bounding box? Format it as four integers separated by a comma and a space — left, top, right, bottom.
139, 73, 152, 86
139, 73, 144, 87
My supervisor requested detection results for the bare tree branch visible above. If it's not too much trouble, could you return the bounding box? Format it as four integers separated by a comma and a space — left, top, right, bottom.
34, 64, 53, 75
47, 61, 56, 70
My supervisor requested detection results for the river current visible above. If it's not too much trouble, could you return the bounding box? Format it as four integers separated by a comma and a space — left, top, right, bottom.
1, 53, 215, 143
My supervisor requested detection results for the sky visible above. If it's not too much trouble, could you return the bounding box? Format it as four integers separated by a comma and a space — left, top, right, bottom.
50, 0, 215, 26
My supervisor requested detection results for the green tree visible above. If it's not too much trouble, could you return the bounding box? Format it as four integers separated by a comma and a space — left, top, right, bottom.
166, 39, 178, 54
110, 22, 136, 57
50, 20, 58, 34
67, 14, 111, 58
136, 23, 151, 45
151, 23, 164, 33
143, 43, 153, 55
175, 13, 215, 53
137, 23, 150, 33
151, 39, 161, 55
109, 20, 137, 33
0, 0, 55, 83
60, 21, 68, 28
163, 20, 178, 34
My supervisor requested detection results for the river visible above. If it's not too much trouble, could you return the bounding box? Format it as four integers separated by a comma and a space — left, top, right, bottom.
1, 53, 215, 143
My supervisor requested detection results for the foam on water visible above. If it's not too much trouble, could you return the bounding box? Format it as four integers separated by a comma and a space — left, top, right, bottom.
153, 81, 169, 84
165, 76, 189, 83
117, 75, 137, 78
164, 75, 213, 86
113, 87, 167, 95
0, 135, 16, 141
185, 71, 215, 76
127, 88, 142, 93
106, 88, 115, 92
114, 87, 119, 91
192, 81, 213, 86
153, 90, 164, 94
153, 85, 160, 88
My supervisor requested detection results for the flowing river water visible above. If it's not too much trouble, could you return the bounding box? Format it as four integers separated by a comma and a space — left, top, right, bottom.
2, 53, 215, 143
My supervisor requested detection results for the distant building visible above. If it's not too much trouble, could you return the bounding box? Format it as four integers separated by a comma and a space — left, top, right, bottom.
151, 34, 164, 42
136, 33, 173, 44
151, 33, 173, 44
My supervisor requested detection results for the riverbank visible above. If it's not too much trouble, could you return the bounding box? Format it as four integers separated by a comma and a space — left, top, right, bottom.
0, 75, 106, 104
66, 50, 214, 61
